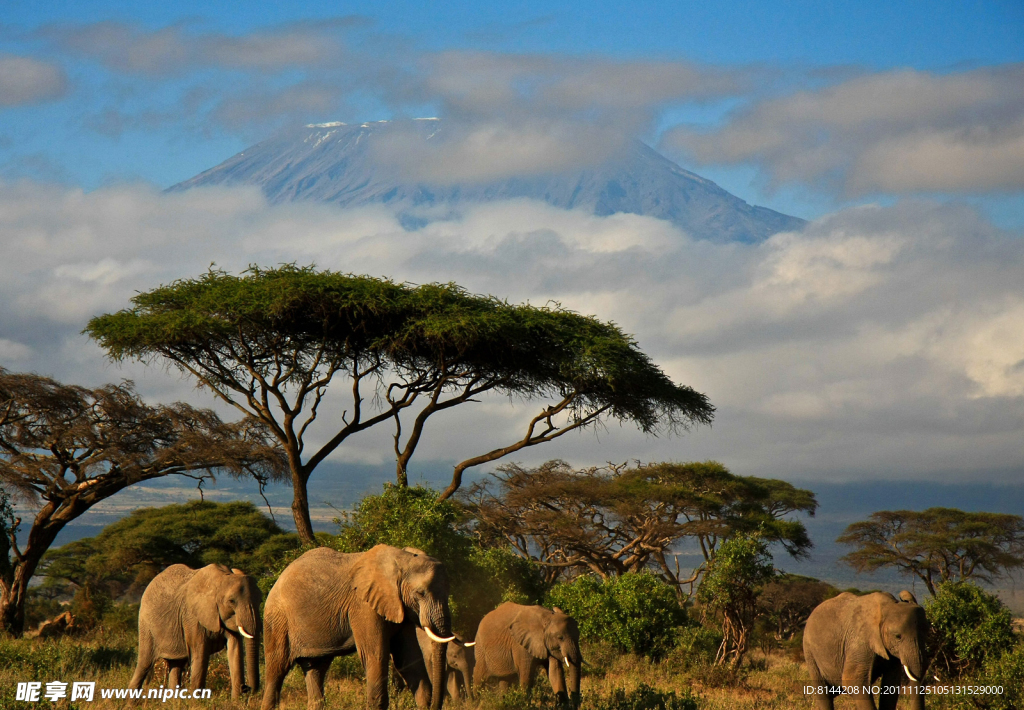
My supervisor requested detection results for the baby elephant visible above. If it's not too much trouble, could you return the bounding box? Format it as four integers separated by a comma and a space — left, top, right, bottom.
394, 627, 476, 702
129, 564, 261, 699
474, 603, 582, 708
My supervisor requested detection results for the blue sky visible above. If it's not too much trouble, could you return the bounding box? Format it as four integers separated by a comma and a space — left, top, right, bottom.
2, 0, 1023, 223
2, 1, 1024, 491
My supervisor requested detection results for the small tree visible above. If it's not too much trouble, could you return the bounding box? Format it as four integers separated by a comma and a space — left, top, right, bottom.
838, 508, 1024, 595
87, 266, 714, 543
465, 460, 815, 592
0, 369, 284, 635
696, 532, 776, 666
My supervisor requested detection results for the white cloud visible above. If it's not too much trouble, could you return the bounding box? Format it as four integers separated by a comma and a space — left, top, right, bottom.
0, 54, 67, 107
663, 65, 1024, 195
1, 181, 1022, 482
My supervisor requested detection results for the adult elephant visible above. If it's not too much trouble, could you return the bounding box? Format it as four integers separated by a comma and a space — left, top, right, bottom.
261, 544, 455, 710
394, 626, 476, 702
804, 590, 929, 710
474, 603, 581, 708
129, 564, 260, 700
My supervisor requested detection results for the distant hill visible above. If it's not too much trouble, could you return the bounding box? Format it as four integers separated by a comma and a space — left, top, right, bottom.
171, 118, 805, 243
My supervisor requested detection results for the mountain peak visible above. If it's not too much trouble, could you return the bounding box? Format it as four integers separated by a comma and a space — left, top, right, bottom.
172, 119, 804, 243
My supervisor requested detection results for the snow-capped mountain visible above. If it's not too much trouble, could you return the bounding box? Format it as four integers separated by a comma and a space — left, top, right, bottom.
172, 119, 804, 242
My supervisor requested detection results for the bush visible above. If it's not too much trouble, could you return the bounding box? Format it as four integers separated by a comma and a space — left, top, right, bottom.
977, 643, 1024, 710
547, 572, 686, 659
334, 483, 543, 632
670, 625, 724, 669
924, 581, 1016, 678
593, 684, 700, 710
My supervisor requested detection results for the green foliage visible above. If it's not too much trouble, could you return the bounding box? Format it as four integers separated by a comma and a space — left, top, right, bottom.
697, 534, 776, 614
976, 644, 1024, 710
671, 625, 724, 668
547, 572, 687, 658
697, 532, 776, 666
592, 685, 700, 710
39, 501, 300, 601
86, 265, 712, 436
332, 483, 543, 632
924, 581, 1016, 678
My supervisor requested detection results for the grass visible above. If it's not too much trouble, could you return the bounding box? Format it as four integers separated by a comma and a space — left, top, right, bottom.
0, 630, 997, 709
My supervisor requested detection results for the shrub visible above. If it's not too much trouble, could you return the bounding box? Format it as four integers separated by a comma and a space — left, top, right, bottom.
668, 625, 723, 669
977, 643, 1024, 710
334, 483, 543, 632
924, 581, 1016, 678
593, 684, 700, 710
547, 572, 686, 658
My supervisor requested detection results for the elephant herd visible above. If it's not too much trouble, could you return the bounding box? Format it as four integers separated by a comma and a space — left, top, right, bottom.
127, 542, 932, 710
128, 544, 583, 710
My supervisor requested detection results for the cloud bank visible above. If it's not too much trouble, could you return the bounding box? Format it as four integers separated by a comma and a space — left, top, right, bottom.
1, 180, 1022, 482
664, 65, 1024, 195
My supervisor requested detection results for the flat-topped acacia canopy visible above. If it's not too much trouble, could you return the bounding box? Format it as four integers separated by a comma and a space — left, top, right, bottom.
86, 265, 714, 542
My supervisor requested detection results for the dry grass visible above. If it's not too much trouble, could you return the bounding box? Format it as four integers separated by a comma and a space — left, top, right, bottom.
0, 631, 968, 709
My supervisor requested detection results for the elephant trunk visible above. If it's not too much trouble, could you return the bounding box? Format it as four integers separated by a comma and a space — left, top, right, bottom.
238, 605, 260, 693
565, 641, 582, 708
429, 636, 446, 710
420, 599, 451, 710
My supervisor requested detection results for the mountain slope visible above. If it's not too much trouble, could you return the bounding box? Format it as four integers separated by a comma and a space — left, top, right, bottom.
172, 119, 805, 242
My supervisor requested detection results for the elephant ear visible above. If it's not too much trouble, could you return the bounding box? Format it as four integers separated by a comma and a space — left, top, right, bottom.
352, 546, 405, 624
191, 566, 226, 634
899, 590, 918, 604
869, 597, 891, 660
509, 609, 550, 659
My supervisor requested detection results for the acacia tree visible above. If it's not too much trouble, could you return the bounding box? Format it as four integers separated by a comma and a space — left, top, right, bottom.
838, 507, 1024, 596
464, 460, 816, 592
87, 266, 713, 543
0, 369, 284, 635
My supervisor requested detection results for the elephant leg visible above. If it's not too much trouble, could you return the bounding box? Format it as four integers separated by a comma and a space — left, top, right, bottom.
804, 655, 835, 710
227, 633, 244, 699
841, 664, 878, 710
261, 621, 290, 710
129, 630, 154, 690
298, 656, 333, 710
447, 671, 461, 702
188, 642, 211, 692
166, 660, 186, 690
498, 680, 510, 692
877, 665, 902, 710
362, 649, 391, 710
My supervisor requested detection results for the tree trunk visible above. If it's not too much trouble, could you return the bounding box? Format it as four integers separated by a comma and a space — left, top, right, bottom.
291, 471, 316, 545
0, 561, 35, 636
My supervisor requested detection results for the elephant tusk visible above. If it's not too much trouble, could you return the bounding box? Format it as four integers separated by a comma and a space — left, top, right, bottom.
422, 626, 456, 644
463, 641, 476, 647
564, 657, 570, 667
903, 665, 919, 683
238, 625, 254, 640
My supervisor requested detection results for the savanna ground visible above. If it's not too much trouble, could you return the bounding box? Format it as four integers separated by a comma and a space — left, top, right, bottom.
1, 626, 993, 710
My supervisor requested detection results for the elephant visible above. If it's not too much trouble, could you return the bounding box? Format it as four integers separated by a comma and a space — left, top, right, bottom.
804, 590, 929, 710
261, 544, 456, 710
473, 603, 582, 708
129, 564, 261, 700
394, 627, 476, 702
